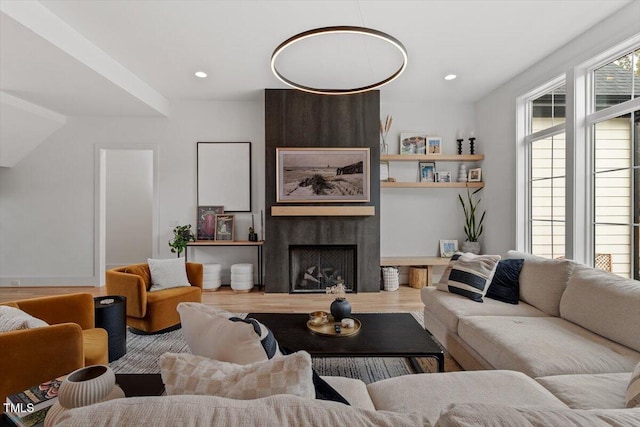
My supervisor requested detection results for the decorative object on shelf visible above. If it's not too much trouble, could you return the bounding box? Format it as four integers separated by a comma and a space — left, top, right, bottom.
326, 282, 351, 321
469, 132, 476, 155
169, 224, 196, 257
456, 130, 464, 155
419, 162, 436, 182
468, 167, 482, 182
459, 188, 485, 255
197, 206, 224, 240
427, 136, 443, 154
400, 133, 427, 154
44, 365, 124, 427
214, 214, 235, 241
435, 171, 452, 183
248, 214, 258, 241
379, 114, 393, 154
458, 164, 468, 182
440, 240, 459, 257
271, 26, 408, 96
276, 147, 370, 203
380, 162, 390, 181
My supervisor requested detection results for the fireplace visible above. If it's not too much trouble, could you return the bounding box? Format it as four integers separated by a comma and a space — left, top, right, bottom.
289, 245, 356, 293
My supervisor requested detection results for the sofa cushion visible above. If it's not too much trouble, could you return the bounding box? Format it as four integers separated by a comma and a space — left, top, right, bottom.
560, 264, 640, 353
82, 328, 109, 366
506, 250, 575, 316
0, 306, 48, 332
420, 287, 546, 335
124, 264, 152, 290
159, 351, 314, 400
321, 376, 375, 411
458, 316, 640, 377
367, 370, 566, 426
435, 403, 640, 427
52, 395, 430, 427
436, 253, 501, 302
536, 373, 630, 409
148, 258, 191, 291
486, 258, 523, 304
628, 361, 640, 408
177, 302, 282, 364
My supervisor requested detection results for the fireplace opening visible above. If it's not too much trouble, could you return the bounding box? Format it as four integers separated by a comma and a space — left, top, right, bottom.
289, 245, 357, 293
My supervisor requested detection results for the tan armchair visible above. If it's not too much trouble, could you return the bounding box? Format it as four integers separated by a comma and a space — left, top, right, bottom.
0, 293, 108, 404
106, 262, 203, 334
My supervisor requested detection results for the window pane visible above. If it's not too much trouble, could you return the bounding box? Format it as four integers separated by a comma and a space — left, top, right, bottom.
594, 116, 632, 172
531, 84, 566, 131
531, 133, 565, 179
594, 169, 632, 224
594, 224, 633, 278
635, 49, 640, 99
595, 52, 633, 111
531, 220, 565, 259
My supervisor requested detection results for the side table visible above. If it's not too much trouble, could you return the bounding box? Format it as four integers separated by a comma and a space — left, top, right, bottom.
94, 296, 127, 362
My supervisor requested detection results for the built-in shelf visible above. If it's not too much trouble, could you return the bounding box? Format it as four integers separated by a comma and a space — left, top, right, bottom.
381, 182, 485, 189
380, 154, 484, 162
271, 206, 375, 217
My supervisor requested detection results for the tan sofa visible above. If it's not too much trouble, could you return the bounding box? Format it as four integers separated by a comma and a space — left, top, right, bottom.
0, 293, 108, 404
106, 262, 203, 333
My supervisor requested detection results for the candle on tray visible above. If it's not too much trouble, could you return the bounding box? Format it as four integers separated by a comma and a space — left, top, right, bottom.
341, 318, 355, 328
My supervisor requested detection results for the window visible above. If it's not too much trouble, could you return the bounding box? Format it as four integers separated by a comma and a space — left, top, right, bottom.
524, 82, 567, 259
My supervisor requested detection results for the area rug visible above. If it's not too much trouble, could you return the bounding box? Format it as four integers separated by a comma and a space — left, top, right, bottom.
109, 311, 460, 384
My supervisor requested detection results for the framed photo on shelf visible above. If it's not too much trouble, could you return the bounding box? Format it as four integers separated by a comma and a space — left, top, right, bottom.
197, 206, 224, 240
439, 240, 459, 258
400, 133, 427, 155
276, 147, 370, 203
214, 214, 235, 241
427, 136, 442, 154
469, 168, 482, 182
435, 171, 452, 183
418, 162, 436, 182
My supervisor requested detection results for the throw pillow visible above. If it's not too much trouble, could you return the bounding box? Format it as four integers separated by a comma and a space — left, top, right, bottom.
0, 306, 48, 332
159, 351, 315, 400
438, 252, 463, 285
486, 258, 524, 304
147, 258, 191, 292
627, 361, 640, 408
124, 264, 152, 289
437, 253, 501, 302
177, 302, 282, 364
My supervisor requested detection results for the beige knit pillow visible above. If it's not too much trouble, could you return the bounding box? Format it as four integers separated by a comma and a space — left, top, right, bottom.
159, 351, 314, 400
627, 361, 640, 408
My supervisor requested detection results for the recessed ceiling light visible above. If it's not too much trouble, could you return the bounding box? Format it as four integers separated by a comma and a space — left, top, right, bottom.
444, 74, 457, 81
195, 71, 208, 78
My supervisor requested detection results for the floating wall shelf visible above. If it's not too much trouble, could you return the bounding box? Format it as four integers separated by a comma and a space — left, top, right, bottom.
380, 154, 484, 162
381, 182, 485, 189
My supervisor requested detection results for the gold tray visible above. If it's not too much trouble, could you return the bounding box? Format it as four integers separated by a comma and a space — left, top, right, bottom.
306, 317, 361, 337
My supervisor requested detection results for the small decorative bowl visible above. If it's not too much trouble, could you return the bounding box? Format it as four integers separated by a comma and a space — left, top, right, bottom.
309, 311, 329, 325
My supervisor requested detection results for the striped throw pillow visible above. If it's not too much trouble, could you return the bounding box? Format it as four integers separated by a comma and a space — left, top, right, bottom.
437, 253, 501, 302
627, 361, 640, 408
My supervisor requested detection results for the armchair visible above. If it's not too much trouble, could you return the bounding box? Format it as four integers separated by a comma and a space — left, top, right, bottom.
106, 262, 203, 333
0, 293, 108, 404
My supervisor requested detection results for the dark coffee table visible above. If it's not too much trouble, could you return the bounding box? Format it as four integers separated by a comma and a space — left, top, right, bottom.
115, 373, 164, 397
248, 312, 445, 373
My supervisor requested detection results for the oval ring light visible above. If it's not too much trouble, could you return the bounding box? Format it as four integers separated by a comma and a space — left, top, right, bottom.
271, 26, 408, 95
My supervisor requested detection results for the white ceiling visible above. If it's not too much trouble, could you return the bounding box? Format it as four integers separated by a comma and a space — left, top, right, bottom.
0, 0, 633, 164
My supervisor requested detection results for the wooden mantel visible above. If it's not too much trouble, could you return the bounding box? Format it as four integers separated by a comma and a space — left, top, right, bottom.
271, 206, 375, 217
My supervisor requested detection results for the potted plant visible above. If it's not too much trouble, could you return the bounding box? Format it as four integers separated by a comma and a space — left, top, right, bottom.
168, 224, 196, 257
458, 188, 485, 254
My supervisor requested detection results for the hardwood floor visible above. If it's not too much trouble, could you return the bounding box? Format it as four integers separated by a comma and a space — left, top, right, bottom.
0, 285, 426, 313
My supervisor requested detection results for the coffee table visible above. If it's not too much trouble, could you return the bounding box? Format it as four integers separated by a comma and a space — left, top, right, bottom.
248, 312, 445, 373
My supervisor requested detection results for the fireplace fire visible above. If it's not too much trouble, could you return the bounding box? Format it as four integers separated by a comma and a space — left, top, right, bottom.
289, 245, 356, 293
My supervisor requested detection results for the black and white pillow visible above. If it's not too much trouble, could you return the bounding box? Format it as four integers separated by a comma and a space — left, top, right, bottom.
486, 258, 524, 304
437, 253, 501, 302
229, 317, 280, 359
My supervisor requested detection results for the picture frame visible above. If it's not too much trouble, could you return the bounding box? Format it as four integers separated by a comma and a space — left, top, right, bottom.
418, 162, 436, 182
435, 171, 452, 183
400, 133, 427, 155
214, 214, 235, 241
427, 136, 442, 154
468, 167, 482, 182
197, 206, 224, 240
439, 239, 459, 258
380, 161, 390, 182
276, 148, 370, 203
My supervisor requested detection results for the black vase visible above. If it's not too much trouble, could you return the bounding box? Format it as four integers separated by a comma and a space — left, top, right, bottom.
330, 298, 351, 321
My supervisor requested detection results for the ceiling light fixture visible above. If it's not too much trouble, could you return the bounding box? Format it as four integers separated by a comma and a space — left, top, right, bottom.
444, 74, 457, 81
270, 26, 408, 95
195, 71, 208, 78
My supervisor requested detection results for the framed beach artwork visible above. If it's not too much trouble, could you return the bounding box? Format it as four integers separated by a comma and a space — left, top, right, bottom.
400, 133, 427, 155
418, 162, 436, 182
427, 136, 442, 154
276, 148, 370, 203
439, 240, 459, 258
214, 214, 235, 241
197, 206, 224, 240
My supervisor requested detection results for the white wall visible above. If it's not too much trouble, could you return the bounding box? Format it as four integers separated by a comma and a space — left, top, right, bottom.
105, 149, 153, 269
0, 99, 265, 286
475, 1, 640, 257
